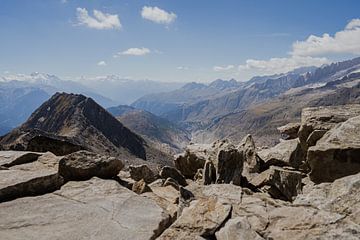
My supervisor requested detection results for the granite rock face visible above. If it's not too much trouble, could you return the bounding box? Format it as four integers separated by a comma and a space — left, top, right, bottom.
307, 115, 360, 183
0, 178, 171, 240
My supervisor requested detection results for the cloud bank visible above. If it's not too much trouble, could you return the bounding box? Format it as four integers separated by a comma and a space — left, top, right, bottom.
141, 6, 176, 25
76, 8, 121, 30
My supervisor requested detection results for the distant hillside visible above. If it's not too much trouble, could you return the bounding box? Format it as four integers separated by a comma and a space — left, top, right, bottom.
108, 105, 190, 154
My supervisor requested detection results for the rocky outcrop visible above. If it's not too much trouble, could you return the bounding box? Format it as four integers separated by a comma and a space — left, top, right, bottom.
160, 166, 187, 187
59, 150, 124, 181
0, 177, 172, 240
278, 122, 300, 140
258, 138, 303, 169
129, 164, 156, 183
216, 141, 243, 185
249, 166, 303, 201
0, 152, 64, 202
158, 197, 232, 239
298, 104, 360, 152
307, 115, 360, 183
174, 144, 208, 178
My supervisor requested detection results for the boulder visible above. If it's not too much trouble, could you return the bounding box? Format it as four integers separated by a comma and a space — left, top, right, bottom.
307, 115, 360, 183
238, 134, 262, 174
158, 197, 232, 239
258, 138, 303, 169
159, 166, 187, 186
203, 160, 216, 185
174, 144, 209, 178
0, 151, 42, 167
298, 104, 360, 151
215, 216, 264, 240
0, 178, 171, 240
163, 177, 180, 190
249, 166, 303, 201
129, 164, 156, 183
132, 179, 152, 194
0, 152, 63, 202
277, 122, 301, 140
59, 150, 124, 181
216, 141, 243, 185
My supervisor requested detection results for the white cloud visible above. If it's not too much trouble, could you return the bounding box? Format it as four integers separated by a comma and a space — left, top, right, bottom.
97, 61, 107, 66
177, 66, 189, 70
291, 18, 360, 57
76, 8, 121, 30
238, 56, 329, 75
141, 6, 176, 25
114, 47, 151, 57
213, 65, 235, 72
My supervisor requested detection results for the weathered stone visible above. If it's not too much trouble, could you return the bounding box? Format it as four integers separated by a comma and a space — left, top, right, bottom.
160, 166, 187, 186
238, 134, 261, 173
132, 179, 152, 194
159, 197, 232, 239
308, 115, 360, 183
216, 142, 243, 185
249, 166, 303, 201
59, 150, 124, 181
215, 216, 265, 240
298, 104, 360, 152
306, 129, 327, 147
174, 144, 209, 178
0, 151, 42, 167
0, 152, 63, 202
0, 178, 171, 240
129, 164, 156, 183
258, 138, 303, 169
163, 177, 180, 190
277, 122, 301, 140
203, 160, 216, 185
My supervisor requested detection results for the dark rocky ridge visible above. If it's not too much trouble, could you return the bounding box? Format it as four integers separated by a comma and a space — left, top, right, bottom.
0, 93, 147, 159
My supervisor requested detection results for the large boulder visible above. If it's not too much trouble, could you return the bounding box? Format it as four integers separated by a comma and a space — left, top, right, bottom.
158, 197, 232, 239
307, 115, 360, 183
174, 144, 209, 178
277, 122, 301, 140
129, 164, 156, 183
249, 166, 303, 201
298, 104, 360, 152
59, 150, 124, 181
258, 138, 303, 169
0, 152, 64, 202
0, 177, 171, 240
159, 166, 187, 186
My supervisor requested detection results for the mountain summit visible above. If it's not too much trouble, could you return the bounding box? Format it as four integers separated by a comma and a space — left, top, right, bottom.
0, 92, 147, 159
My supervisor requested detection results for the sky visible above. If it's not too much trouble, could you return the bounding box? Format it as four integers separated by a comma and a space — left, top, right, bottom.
0, 0, 360, 82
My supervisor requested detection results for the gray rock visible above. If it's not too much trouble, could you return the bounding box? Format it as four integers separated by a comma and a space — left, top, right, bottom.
158, 197, 232, 239
203, 160, 216, 185
0, 177, 171, 240
0, 152, 64, 202
174, 144, 208, 178
163, 177, 180, 190
0, 151, 42, 167
238, 134, 261, 173
159, 166, 187, 186
277, 122, 301, 140
298, 104, 360, 152
129, 164, 156, 183
132, 179, 152, 194
215, 216, 264, 240
258, 138, 303, 169
59, 150, 124, 181
216, 141, 243, 185
249, 166, 303, 201
308, 115, 360, 183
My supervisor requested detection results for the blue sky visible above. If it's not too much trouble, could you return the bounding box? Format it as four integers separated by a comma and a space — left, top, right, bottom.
0, 0, 360, 82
